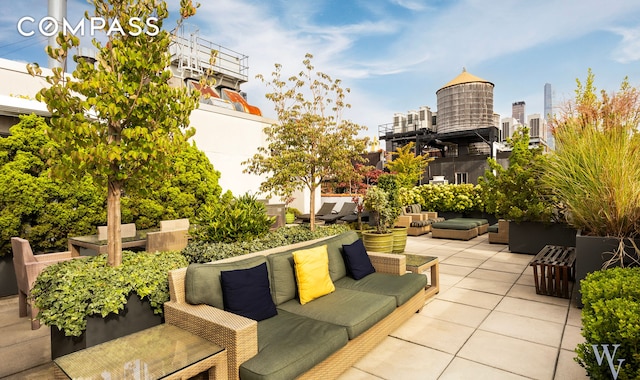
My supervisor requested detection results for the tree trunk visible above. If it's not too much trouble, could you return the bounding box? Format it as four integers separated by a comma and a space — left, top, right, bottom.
107, 180, 123, 267
309, 186, 316, 231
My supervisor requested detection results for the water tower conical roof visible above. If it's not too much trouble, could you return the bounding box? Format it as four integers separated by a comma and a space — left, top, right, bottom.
438, 68, 493, 92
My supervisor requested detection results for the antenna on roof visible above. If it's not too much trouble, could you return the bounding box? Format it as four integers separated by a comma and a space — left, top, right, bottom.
462, 67, 466, 72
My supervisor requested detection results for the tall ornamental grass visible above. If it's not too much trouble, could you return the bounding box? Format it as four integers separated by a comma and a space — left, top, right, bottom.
545, 70, 640, 240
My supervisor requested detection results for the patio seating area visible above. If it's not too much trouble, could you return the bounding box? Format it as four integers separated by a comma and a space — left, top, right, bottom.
0, 233, 587, 379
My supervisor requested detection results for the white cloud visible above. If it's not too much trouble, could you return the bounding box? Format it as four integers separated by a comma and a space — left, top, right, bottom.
610, 26, 640, 63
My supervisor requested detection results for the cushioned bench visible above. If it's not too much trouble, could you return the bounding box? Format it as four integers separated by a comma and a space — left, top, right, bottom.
431, 220, 479, 240
165, 231, 429, 380
447, 218, 490, 234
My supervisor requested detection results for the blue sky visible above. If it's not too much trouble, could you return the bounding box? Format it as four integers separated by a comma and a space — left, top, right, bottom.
2, 0, 640, 138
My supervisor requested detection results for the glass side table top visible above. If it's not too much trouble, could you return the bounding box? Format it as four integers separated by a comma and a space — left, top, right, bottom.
404, 254, 438, 268
54, 324, 223, 379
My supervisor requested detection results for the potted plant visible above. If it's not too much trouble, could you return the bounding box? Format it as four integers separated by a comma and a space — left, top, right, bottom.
31, 251, 187, 358
544, 70, 640, 304
377, 174, 407, 253
479, 126, 575, 254
362, 186, 395, 253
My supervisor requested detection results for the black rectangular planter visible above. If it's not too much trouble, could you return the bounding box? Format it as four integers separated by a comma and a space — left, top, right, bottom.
0, 254, 18, 297
508, 221, 577, 254
575, 232, 640, 307
51, 292, 163, 359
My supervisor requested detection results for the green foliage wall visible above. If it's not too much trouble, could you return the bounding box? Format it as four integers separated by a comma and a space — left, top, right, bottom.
0, 115, 223, 256
0, 115, 104, 255
399, 184, 483, 214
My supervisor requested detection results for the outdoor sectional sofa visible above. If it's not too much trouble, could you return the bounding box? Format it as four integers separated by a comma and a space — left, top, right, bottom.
165, 231, 428, 380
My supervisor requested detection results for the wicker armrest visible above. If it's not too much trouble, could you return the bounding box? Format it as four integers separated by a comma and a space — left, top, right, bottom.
403, 213, 427, 221
164, 301, 257, 380
33, 251, 73, 262
368, 251, 406, 276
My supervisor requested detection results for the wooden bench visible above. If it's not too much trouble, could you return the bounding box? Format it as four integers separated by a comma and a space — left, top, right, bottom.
529, 245, 576, 298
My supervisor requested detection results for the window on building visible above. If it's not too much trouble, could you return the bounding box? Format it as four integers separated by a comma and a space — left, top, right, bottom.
530, 118, 540, 137
455, 172, 468, 184
445, 144, 458, 157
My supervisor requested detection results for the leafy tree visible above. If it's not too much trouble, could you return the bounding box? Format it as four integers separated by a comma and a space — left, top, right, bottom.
0, 114, 104, 256
479, 126, 555, 222
385, 142, 434, 188
244, 53, 368, 230
31, 0, 200, 266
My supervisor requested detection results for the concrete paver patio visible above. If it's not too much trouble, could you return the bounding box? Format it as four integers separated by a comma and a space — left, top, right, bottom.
1, 233, 589, 379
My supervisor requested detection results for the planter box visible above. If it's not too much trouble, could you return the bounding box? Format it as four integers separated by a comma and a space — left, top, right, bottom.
436, 211, 463, 220
574, 232, 640, 307
0, 254, 18, 297
509, 221, 577, 254
51, 292, 163, 359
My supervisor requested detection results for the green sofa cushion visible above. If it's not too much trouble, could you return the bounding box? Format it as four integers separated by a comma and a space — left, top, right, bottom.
488, 223, 499, 233
334, 272, 426, 306
449, 218, 489, 226
239, 310, 348, 380
307, 231, 358, 282
185, 256, 267, 309
267, 232, 359, 305
277, 287, 396, 339
432, 220, 478, 230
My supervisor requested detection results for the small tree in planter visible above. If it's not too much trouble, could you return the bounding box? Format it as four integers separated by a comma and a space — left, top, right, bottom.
362, 186, 395, 253
378, 174, 407, 253
479, 126, 573, 254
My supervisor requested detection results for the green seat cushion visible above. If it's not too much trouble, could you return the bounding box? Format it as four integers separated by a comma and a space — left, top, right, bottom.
449, 218, 489, 226
277, 287, 396, 339
239, 310, 348, 380
432, 220, 478, 230
185, 256, 267, 309
488, 223, 499, 233
334, 273, 426, 306
306, 231, 359, 282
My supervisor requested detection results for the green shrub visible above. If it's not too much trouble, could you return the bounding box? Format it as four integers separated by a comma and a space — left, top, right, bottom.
183, 224, 350, 263
576, 267, 640, 379
31, 251, 188, 337
404, 184, 482, 213
191, 192, 275, 243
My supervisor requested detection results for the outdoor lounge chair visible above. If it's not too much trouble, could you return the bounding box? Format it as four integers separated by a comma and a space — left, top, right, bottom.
298, 202, 336, 222
340, 210, 370, 224
11, 237, 85, 330
317, 202, 357, 224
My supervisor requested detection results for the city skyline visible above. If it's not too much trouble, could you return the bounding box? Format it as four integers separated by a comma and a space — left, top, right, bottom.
1, 0, 639, 138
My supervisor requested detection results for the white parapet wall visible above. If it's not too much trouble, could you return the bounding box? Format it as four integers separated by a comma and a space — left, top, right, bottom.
0, 57, 275, 198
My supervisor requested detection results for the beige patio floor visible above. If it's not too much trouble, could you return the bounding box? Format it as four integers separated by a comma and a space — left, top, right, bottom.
1, 233, 588, 379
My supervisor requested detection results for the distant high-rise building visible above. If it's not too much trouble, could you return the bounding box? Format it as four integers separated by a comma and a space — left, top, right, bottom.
544, 83, 555, 149
512, 101, 525, 124
544, 83, 552, 120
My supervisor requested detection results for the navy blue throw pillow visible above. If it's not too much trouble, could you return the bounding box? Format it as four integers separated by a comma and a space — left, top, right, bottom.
342, 239, 376, 280
220, 262, 277, 321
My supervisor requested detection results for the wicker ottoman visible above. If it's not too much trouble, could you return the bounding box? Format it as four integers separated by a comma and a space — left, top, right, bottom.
431, 220, 479, 240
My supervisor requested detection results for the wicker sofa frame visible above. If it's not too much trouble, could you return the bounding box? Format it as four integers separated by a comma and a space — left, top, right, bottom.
165, 236, 428, 380
431, 226, 479, 241
488, 219, 509, 244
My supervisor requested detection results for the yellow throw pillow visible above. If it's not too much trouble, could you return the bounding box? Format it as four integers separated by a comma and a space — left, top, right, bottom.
293, 245, 335, 305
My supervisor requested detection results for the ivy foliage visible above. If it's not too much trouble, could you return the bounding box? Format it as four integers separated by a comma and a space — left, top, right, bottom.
183, 224, 350, 264
31, 251, 188, 337
191, 192, 275, 243
478, 126, 555, 222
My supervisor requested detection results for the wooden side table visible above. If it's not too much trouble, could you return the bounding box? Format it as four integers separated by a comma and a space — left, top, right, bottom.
404, 254, 439, 299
